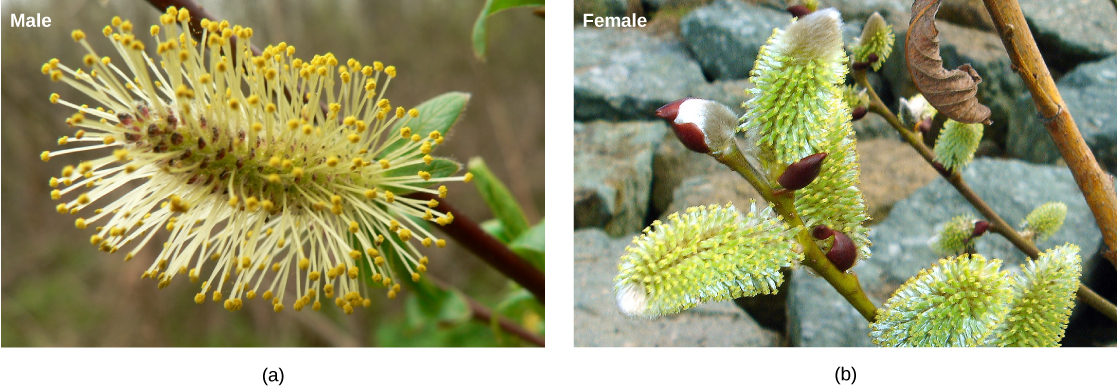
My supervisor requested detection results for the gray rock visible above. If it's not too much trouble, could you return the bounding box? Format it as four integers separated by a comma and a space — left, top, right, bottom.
852, 111, 897, 140
687, 78, 753, 112
679, 0, 789, 81
1018, 0, 1117, 67
1008, 55, 1117, 172
881, 20, 1024, 148
661, 170, 764, 219
789, 158, 1103, 346
650, 130, 734, 214
574, 121, 668, 236
573, 229, 782, 346
574, 28, 707, 121
832, 0, 910, 23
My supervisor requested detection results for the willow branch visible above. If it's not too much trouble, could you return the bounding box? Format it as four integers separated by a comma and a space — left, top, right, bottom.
715, 145, 879, 322
982, 0, 1117, 270
854, 69, 1117, 323
407, 192, 545, 303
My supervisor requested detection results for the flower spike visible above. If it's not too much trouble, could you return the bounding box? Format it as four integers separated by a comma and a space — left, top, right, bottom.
871, 254, 1014, 347
40, 9, 468, 312
614, 201, 798, 317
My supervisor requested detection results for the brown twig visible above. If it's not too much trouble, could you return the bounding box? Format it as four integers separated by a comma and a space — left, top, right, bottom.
425, 276, 543, 347
407, 192, 545, 303
854, 69, 1117, 323
981, 0, 1117, 271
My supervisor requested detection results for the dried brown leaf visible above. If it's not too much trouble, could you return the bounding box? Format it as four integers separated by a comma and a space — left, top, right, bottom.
906, 0, 992, 125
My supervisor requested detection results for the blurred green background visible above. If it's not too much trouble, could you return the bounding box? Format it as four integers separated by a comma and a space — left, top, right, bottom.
1, 0, 544, 346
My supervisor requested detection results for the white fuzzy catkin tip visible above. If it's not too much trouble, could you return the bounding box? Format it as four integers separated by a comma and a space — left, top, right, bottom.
675, 99, 738, 153
783, 8, 844, 63
616, 282, 649, 317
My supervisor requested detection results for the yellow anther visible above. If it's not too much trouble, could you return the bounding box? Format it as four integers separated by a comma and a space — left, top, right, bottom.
349, 250, 361, 259
245, 196, 260, 212
262, 199, 275, 212
411, 272, 421, 282
418, 171, 432, 181
228, 195, 239, 207
398, 229, 412, 241
268, 173, 281, 184
77, 193, 91, 205
103, 136, 116, 145
298, 257, 310, 270
326, 156, 339, 167
72, 29, 86, 41
364, 189, 378, 199
212, 290, 222, 302
400, 127, 411, 138
409, 109, 420, 118
436, 239, 447, 248
195, 293, 205, 304
308, 271, 320, 281
385, 66, 397, 78
422, 237, 432, 247
385, 191, 395, 203
348, 133, 361, 143
291, 167, 304, 179
75, 218, 88, 229
379, 159, 390, 169
41, 151, 51, 161
263, 290, 273, 300
349, 221, 360, 233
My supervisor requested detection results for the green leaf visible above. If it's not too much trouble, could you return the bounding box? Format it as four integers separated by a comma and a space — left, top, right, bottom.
383, 92, 470, 156
382, 157, 462, 195
472, 0, 544, 60
480, 218, 511, 244
509, 219, 545, 270
404, 285, 472, 330
468, 157, 530, 239
490, 287, 544, 341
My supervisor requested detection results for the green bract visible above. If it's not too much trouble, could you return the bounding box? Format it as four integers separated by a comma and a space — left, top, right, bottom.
1022, 202, 1068, 241
614, 202, 797, 317
933, 119, 983, 171
988, 244, 1081, 347
870, 254, 1014, 347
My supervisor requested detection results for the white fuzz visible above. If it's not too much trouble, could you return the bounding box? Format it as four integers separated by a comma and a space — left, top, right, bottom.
675, 99, 738, 153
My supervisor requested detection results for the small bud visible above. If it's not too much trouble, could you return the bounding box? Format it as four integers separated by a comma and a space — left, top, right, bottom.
655, 98, 738, 155
778, 152, 827, 190
787, 5, 811, 18
812, 225, 857, 271
917, 117, 933, 134
851, 106, 868, 121
972, 220, 990, 238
